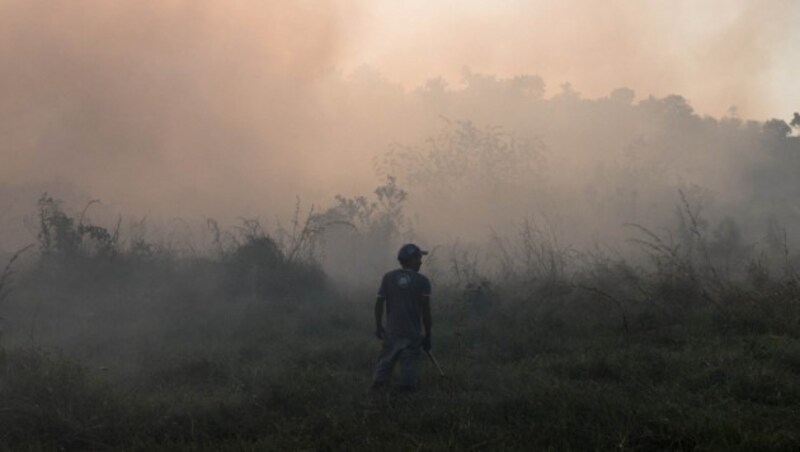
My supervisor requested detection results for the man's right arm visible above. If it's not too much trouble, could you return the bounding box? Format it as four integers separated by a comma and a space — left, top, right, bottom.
421, 295, 432, 350
421, 276, 432, 351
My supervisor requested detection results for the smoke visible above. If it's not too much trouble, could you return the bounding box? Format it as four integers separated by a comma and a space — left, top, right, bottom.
1, 1, 799, 254
0, 0, 364, 220
348, 0, 800, 119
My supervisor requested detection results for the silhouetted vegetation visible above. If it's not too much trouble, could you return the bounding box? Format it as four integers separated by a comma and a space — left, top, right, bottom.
3, 1, 800, 448
2, 180, 800, 450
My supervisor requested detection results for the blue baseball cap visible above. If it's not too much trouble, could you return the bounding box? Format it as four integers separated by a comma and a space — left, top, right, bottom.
397, 243, 428, 261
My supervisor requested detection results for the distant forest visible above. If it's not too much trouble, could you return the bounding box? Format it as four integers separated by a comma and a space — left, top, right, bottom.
2, 70, 800, 258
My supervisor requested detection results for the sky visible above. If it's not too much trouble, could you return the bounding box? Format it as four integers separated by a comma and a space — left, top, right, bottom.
348, 0, 800, 119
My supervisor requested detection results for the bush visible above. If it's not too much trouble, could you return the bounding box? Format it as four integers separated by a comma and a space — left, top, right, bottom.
0, 347, 122, 450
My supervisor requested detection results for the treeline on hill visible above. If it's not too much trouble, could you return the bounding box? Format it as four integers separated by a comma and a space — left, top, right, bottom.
376, 83, 800, 245
3, 71, 800, 249
1, 179, 800, 450
1, 75, 800, 449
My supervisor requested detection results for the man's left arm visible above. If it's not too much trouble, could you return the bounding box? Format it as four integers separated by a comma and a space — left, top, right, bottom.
374, 296, 386, 339
374, 274, 388, 340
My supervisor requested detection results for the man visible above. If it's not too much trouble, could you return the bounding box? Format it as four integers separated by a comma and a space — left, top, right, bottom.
371, 243, 432, 391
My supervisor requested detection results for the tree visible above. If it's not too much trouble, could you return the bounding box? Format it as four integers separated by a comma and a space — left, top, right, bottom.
763, 118, 791, 137
610, 87, 636, 104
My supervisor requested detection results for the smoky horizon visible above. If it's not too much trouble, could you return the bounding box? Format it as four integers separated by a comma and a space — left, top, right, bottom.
1, 0, 800, 259
3, 4, 800, 449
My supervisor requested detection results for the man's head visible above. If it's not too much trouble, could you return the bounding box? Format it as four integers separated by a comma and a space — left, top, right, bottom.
397, 243, 428, 271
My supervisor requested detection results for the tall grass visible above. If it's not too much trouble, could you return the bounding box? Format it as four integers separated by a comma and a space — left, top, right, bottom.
1, 193, 799, 450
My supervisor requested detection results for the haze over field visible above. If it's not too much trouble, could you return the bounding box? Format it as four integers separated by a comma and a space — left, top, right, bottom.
1, 0, 800, 252
4, 4, 800, 449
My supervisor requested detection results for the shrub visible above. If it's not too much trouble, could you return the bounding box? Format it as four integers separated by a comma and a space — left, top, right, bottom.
36, 194, 120, 263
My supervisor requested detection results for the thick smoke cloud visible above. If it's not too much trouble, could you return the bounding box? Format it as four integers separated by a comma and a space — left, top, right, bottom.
0, 0, 365, 222
1, 1, 799, 255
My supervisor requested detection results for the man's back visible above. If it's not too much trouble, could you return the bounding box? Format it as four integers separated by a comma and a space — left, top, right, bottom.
371, 244, 432, 390
378, 268, 431, 339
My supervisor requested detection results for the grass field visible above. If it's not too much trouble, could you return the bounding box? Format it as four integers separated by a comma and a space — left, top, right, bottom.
1, 199, 800, 450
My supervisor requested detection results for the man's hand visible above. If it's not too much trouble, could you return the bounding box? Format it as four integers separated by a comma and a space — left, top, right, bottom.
422, 334, 432, 351
375, 325, 386, 340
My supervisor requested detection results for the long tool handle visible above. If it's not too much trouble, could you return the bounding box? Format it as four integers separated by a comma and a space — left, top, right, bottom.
424, 349, 445, 377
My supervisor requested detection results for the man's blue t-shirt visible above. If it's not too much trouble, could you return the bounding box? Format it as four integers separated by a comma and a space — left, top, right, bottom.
378, 268, 431, 339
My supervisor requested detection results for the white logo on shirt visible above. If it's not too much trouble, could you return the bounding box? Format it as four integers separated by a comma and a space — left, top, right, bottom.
397, 274, 411, 289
